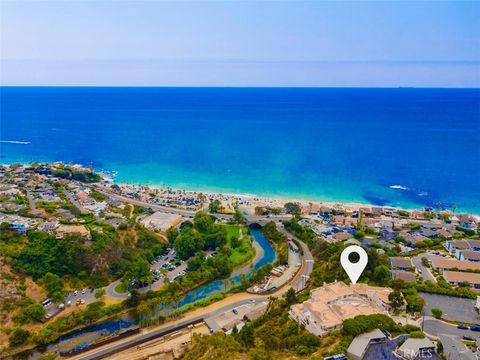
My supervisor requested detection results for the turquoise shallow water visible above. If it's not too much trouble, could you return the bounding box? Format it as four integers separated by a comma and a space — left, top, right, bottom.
1, 87, 479, 213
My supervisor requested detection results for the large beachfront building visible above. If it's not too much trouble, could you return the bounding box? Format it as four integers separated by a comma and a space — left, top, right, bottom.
289, 281, 392, 336
139, 211, 182, 233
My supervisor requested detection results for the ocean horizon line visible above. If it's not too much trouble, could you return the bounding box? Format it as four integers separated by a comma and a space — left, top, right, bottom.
1, 85, 480, 89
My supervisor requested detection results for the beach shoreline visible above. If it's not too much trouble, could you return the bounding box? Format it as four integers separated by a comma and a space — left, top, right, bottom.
2, 161, 479, 217
110, 178, 479, 218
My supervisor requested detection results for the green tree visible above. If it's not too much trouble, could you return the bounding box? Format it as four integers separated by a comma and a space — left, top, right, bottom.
38, 353, 57, 360
9, 329, 30, 347
409, 331, 426, 338
204, 225, 227, 250
431, 308, 443, 319
284, 202, 301, 215
23, 303, 46, 322
208, 199, 224, 214
421, 257, 429, 267
232, 208, 246, 224
130, 256, 152, 284
174, 228, 203, 259
285, 288, 297, 305
33, 328, 57, 345
240, 323, 255, 347
42, 273, 65, 299
193, 212, 215, 232
230, 235, 240, 248
166, 227, 179, 244
405, 294, 425, 314
388, 290, 405, 311
373, 265, 390, 285
111, 184, 121, 193
354, 231, 365, 240
94, 288, 106, 299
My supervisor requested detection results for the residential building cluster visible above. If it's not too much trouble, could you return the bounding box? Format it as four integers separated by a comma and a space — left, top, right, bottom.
289, 281, 391, 336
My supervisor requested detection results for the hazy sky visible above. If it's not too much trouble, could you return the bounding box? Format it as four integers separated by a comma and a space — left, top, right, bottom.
1, 1, 479, 87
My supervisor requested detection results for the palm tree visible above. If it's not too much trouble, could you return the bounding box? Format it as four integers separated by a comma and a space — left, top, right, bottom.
223, 279, 229, 292
170, 291, 182, 309
198, 193, 205, 210
435, 201, 443, 214
137, 301, 152, 320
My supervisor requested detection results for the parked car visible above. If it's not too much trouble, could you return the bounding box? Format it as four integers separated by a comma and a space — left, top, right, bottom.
470, 325, 480, 332
463, 335, 475, 341
232, 308, 238, 315
458, 324, 469, 330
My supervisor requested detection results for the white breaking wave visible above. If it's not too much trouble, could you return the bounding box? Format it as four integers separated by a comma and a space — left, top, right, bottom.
389, 185, 408, 191
0, 140, 31, 145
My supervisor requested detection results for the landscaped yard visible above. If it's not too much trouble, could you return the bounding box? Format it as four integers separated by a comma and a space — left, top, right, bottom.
223, 225, 255, 266
114, 282, 127, 294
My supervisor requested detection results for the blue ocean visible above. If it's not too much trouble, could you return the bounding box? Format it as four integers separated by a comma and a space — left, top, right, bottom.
1, 87, 479, 213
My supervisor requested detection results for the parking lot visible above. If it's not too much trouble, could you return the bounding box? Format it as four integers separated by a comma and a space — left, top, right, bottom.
142, 248, 188, 291
421, 292, 480, 324
133, 248, 216, 293
64, 287, 97, 307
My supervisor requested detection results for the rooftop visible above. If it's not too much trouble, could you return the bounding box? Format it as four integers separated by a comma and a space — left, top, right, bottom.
439, 334, 476, 360
443, 270, 480, 284
432, 258, 480, 271
347, 328, 386, 359
397, 338, 435, 360
460, 250, 480, 261
390, 257, 413, 268
391, 270, 416, 283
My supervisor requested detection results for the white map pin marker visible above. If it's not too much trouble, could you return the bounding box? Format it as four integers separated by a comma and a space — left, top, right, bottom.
340, 245, 368, 284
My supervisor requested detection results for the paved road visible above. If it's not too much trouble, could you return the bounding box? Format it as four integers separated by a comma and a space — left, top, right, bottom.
64, 188, 89, 214
423, 317, 480, 339
276, 223, 314, 292
92, 185, 292, 223
26, 190, 41, 216
412, 252, 444, 282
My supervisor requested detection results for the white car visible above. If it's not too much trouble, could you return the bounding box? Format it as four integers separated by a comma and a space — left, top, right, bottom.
81, 288, 86, 295
73, 290, 78, 296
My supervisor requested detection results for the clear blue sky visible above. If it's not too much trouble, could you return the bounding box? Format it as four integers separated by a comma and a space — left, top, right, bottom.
1, 1, 479, 87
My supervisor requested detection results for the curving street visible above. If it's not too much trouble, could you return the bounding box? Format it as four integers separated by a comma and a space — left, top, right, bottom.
422, 316, 480, 339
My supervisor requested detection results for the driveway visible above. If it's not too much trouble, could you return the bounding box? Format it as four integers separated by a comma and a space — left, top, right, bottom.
420, 292, 480, 324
